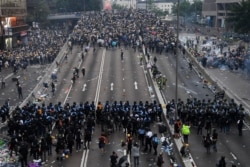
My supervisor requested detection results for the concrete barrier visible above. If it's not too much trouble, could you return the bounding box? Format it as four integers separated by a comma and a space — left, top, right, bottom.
142, 45, 197, 167
17, 42, 68, 109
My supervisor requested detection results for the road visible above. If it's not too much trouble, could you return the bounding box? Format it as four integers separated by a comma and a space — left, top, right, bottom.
151, 47, 250, 167
46, 46, 173, 167
1, 37, 249, 167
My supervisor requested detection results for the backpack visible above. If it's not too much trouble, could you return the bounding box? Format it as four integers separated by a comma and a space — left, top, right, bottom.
152, 137, 158, 145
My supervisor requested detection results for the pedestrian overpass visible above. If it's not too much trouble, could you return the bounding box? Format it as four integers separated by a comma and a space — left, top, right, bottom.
47, 12, 82, 20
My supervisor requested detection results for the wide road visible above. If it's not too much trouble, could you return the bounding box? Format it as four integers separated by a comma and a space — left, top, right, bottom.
151, 47, 250, 167
2, 37, 249, 167
29, 40, 250, 167
44, 45, 174, 167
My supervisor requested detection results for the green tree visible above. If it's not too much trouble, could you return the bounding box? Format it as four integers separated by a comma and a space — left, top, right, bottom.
112, 3, 127, 10
146, 0, 154, 10
190, 0, 202, 16
152, 7, 168, 17
56, 0, 70, 12
55, 0, 102, 12
36, 0, 50, 22
227, 0, 250, 33
172, 0, 191, 17
27, 0, 50, 23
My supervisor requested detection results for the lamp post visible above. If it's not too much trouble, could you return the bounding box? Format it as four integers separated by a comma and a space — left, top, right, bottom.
83, 0, 86, 12
175, 0, 180, 121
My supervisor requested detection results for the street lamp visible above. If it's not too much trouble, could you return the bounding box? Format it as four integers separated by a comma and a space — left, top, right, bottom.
83, 0, 86, 12
175, 0, 180, 120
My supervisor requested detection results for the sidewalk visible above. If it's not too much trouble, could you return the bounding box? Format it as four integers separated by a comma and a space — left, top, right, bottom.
204, 68, 250, 114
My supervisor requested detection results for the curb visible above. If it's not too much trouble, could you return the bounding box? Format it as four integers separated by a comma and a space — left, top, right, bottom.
142, 45, 197, 167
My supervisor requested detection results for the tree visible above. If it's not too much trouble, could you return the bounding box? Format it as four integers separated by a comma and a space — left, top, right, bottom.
55, 0, 102, 12
56, 0, 70, 12
152, 7, 168, 17
190, 0, 202, 16
227, 0, 250, 33
172, 0, 191, 17
26, 0, 50, 23
36, 0, 50, 22
146, 0, 154, 10
112, 3, 127, 10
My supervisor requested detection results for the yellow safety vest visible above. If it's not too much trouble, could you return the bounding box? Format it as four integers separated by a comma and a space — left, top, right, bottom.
182, 125, 190, 135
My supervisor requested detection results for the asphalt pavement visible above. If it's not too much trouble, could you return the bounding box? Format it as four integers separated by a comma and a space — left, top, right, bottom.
179, 32, 250, 115
0, 65, 49, 108
0, 34, 250, 165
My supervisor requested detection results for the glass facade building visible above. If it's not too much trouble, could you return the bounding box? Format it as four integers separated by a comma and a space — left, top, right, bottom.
0, 0, 28, 49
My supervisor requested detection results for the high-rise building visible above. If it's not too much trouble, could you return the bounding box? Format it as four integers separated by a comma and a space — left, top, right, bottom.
0, 0, 28, 49
202, 0, 242, 28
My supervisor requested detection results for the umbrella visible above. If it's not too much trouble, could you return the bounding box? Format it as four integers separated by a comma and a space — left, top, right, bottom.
117, 155, 127, 167
97, 39, 104, 45
112, 41, 117, 47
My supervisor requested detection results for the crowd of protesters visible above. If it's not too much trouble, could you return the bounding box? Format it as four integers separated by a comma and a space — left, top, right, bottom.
181, 30, 250, 77
0, 24, 69, 73
0, 8, 247, 167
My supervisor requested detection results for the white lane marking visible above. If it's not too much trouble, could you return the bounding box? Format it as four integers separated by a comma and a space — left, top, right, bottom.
82, 83, 87, 91
230, 152, 237, 160
94, 49, 106, 105
80, 150, 87, 167
86, 76, 98, 82
84, 149, 89, 167
134, 81, 138, 90
111, 82, 114, 91
82, 49, 106, 167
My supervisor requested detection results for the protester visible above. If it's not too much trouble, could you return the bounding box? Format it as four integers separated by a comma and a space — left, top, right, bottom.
174, 119, 182, 138
217, 156, 226, 167
99, 134, 106, 154
237, 117, 244, 136
157, 152, 164, 167
17, 85, 23, 99
126, 134, 133, 156
132, 143, 140, 167
203, 133, 212, 153
81, 67, 85, 77
110, 151, 118, 167
0, 9, 247, 166
1, 76, 5, 89
19, 142, 28, 167
212, 129, 218, 152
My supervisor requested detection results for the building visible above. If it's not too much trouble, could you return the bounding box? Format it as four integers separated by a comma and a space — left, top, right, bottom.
112, 0, 137, 9
136, 0, 175, 14
0, 0, 29, 49
202, 0, 242, 28
153, 1, 174, 13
